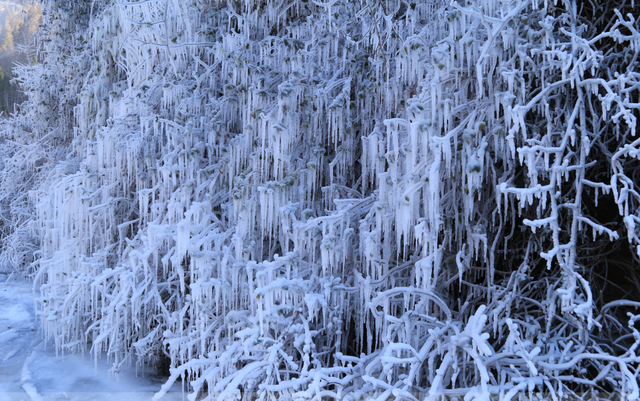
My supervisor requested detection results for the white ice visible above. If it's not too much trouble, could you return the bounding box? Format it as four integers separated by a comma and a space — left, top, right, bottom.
0, 270, 182, 401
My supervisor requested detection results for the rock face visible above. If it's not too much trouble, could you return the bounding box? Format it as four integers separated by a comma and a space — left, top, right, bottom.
1, 0, 640, 399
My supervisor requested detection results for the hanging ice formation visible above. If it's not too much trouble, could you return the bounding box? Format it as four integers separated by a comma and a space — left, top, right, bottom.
1, 0, 640, 399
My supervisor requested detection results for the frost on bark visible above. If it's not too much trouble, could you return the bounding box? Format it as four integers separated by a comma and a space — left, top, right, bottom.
2, 0, 640, 399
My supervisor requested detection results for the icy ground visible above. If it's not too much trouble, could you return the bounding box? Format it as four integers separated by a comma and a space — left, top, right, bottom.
0, 270, 183, 401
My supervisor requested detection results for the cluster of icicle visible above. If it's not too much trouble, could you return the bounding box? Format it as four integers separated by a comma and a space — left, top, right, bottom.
1, 0, 639, 399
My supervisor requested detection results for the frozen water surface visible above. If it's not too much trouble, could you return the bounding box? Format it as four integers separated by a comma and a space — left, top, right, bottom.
0, 271, 182, 401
